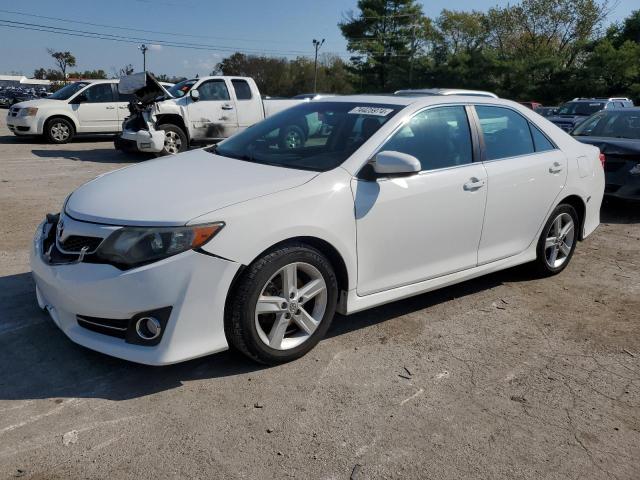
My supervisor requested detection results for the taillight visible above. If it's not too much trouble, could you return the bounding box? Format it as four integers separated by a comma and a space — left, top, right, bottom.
599, 153, 606, 168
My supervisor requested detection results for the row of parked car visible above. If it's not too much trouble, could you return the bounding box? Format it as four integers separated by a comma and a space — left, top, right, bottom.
5, 76, 639, 201
0, 86, 49, 107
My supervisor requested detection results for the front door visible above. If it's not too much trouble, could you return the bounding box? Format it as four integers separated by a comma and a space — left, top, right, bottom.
187, 79, 238, 140
353, 105, 488, 296
473, 105, 568, 264
72, 83, 120, 132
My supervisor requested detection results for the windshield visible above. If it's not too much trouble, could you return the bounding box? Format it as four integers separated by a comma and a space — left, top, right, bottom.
211, 102, 402, 171
49, 82, 89, 100
557, 101, 605, 117
572, 110, 640, 139
167, 79, 197, 98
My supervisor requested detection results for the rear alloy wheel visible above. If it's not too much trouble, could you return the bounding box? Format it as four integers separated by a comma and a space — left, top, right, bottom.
45, 118, 74, 144
225, 244, 338, 364
157, 124, 187, 156
534, 204, 579, 275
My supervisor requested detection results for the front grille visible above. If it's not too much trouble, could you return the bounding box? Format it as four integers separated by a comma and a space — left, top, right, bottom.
77, 315, 128, 339
9, 108, 19, 117
59, 235, 103, 253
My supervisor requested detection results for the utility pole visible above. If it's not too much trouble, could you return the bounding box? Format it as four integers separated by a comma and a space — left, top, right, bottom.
139, 44, 149, 72
312, 38, 325, 93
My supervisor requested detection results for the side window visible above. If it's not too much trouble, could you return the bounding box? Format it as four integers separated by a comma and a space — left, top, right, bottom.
232, 79, 252, 100
198, 80, 230, 101
475, 106, 534, 160
83, 84, 114, 103
529, 123, 555, 152
381, 106, 473, 171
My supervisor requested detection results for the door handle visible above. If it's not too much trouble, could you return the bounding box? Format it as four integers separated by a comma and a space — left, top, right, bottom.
463, 177, 485, 191
549, 162, 563, 174
105, 106, 115, 110
221, 104, 234, 110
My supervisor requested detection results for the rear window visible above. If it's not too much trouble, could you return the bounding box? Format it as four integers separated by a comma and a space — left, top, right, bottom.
557, 102, 605, 116
572, 110, 640, 140
232, 79, 253, 100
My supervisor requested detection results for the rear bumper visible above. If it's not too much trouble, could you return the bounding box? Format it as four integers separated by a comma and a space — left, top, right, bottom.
30, 220, 241, 365
605, 162, 640, 201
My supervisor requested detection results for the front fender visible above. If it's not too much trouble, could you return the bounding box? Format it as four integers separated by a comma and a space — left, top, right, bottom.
191, 168, 358, 291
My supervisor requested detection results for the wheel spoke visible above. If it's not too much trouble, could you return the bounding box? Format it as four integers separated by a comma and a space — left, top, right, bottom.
298, 278, 326, 303
553, 216, 562, 236
293, 307, 318, 335
256, 295, 287, 314
545, 237, 557, 250
559, 242, 571, 256
281, 264, 298, 299
268, 313, 289, 349
548, 245, 559, 265
560, 222, 574, 238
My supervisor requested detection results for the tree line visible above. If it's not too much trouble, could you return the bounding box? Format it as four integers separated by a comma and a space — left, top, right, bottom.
28, 0, 640, 104
217, 0, 640, 104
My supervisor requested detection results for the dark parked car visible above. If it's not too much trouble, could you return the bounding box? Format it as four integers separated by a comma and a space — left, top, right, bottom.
572, 108, 640, 201
548, 97, 634, 132
0, 91, 37, 108
535, 106, 558, 118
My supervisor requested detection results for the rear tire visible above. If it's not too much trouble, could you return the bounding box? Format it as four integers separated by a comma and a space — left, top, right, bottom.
156, 124, 188, 156
45, 117, 74, 144
225, 243, 338, 365
533, 204, 579, 276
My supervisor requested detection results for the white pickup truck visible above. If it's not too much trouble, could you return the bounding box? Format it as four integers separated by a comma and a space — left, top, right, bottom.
116, 73, 305, 155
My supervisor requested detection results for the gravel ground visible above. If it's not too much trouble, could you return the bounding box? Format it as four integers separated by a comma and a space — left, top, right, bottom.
0, 117, 639, 480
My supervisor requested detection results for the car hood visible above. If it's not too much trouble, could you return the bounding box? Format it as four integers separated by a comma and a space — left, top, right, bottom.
573, 136, 640, 156
119, 72, 172, 105
11, 99, 61, 109
65, 149, 319, 226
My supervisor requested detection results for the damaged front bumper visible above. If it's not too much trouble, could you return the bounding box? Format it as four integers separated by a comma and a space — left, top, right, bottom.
117, 110, 166, 154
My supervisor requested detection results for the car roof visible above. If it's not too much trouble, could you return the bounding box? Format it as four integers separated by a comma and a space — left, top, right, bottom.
395, 88, 498, 98
314, 94, 519, 109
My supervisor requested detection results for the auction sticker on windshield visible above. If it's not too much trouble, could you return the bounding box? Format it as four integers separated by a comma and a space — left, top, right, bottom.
349, 106, 394, 116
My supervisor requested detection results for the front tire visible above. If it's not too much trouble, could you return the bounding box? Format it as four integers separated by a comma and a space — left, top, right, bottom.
533, 204, 579, 275
156, 124, 188, 156
225, 244, 338, 365
45, 117, 74, 144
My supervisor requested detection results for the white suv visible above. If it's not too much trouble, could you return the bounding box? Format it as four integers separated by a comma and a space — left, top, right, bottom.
6, 80, 133, 143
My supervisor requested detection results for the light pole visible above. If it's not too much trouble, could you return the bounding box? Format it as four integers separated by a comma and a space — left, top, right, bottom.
139, 44, 149, 72
312, 38, 325, 94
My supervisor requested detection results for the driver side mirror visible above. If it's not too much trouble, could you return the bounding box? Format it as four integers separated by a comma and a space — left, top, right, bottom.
190, 89, 200, 101
371, 150, 421, 176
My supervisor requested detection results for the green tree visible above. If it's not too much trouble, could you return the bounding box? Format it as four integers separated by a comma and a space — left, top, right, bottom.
339, 0, 427, 91
47, 50, 76, 81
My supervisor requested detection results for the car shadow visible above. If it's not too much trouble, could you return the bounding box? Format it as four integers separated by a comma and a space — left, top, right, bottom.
600, 197, 640, 224
0, 264, 525, 402
30, 148, 149, 164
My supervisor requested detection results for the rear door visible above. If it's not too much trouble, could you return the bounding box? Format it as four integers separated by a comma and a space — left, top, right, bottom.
474, 105, 567, 264
71, 83, 120, 132
187, 79, 238, 140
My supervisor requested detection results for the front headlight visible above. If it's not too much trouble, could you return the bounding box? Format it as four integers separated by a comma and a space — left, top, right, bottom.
20, 107, 38, 117
96, 223, 224, 268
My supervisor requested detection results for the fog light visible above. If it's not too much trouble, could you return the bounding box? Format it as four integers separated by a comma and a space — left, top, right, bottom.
135, 316, 162, 341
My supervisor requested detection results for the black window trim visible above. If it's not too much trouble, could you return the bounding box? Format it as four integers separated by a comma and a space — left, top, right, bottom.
231, 78, 253, 101
470, 104, 559, 163
357, 102, 481, 180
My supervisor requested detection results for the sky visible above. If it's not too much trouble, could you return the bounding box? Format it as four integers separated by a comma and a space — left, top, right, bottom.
0, 0, 637, 79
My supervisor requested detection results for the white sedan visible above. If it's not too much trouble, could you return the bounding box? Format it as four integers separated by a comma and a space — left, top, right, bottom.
30, 95, 604, 365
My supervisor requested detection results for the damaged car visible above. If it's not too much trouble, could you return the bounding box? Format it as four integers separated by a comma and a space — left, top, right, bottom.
115, 72, 305, 156
572, 107, 640, 201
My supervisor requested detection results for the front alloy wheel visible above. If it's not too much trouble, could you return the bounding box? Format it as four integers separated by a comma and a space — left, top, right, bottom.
255, 262, 328, 350
225, 243, 338, 364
